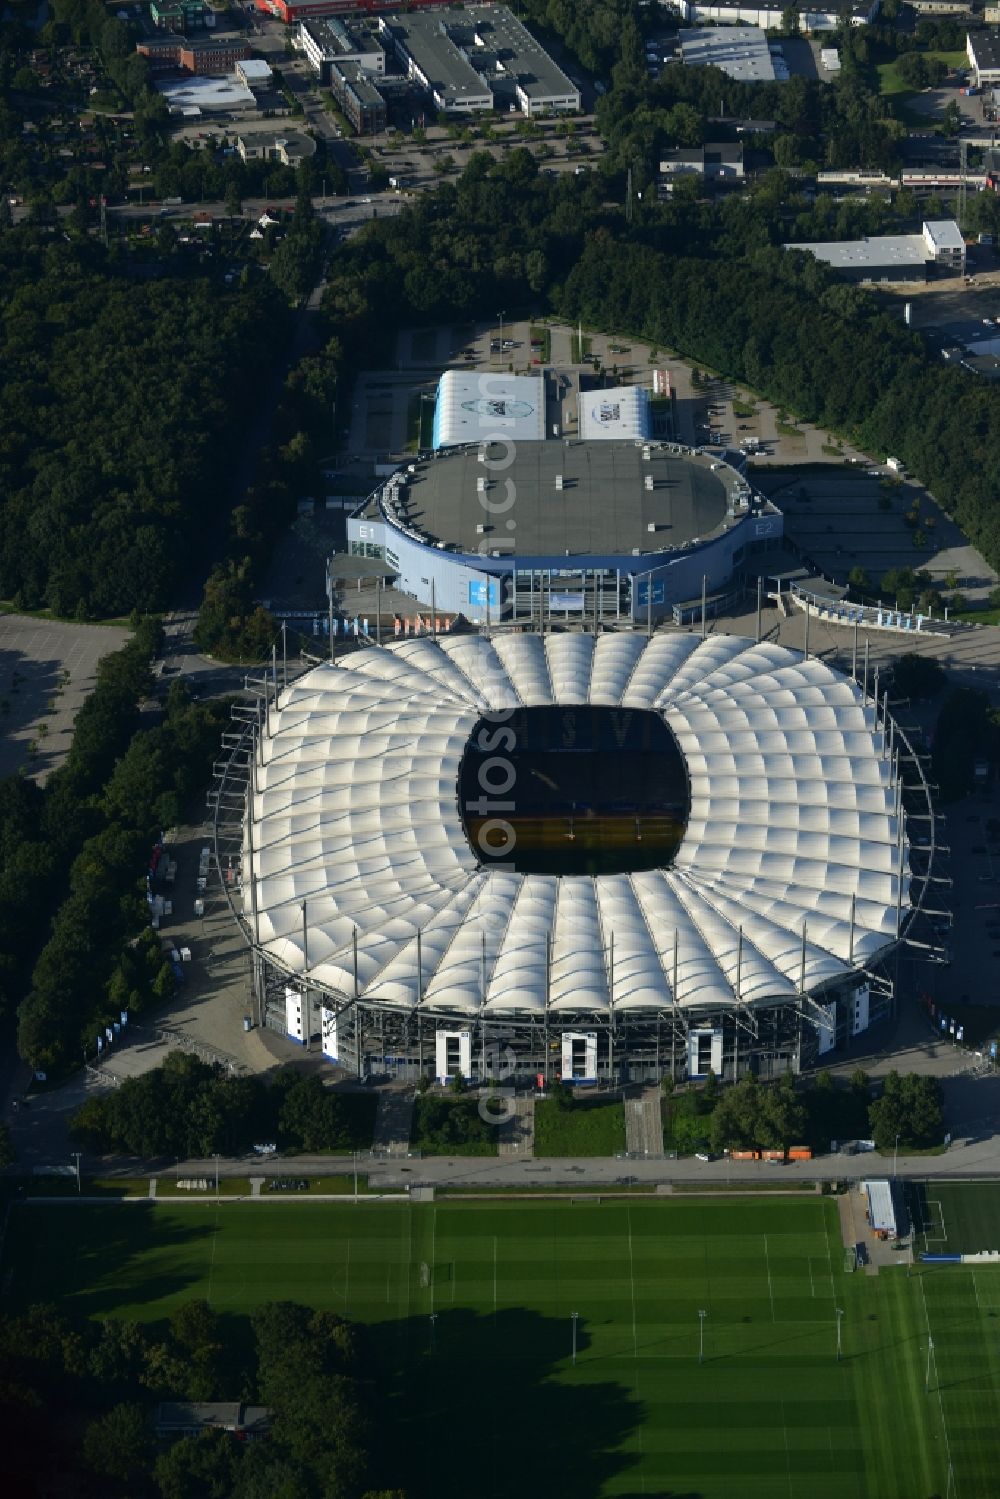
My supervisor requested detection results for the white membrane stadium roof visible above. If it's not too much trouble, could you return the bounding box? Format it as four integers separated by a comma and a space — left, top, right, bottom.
245, 635, 909, 1019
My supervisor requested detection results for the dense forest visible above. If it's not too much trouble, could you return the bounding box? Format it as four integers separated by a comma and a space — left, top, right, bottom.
0, 1296, 400, 1498
0, 234, 287, 616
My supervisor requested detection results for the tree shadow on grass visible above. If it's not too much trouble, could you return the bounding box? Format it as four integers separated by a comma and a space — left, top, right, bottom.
3, 1203, 216, 1319
368, 1306, 702, 1499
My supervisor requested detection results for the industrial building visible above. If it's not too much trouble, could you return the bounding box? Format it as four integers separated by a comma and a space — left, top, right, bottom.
784, 219, 966, 283
967, 29, 1000, 89
237, 129, 316, 165
219, 632, 927, 1085
150, 0, 212, 32
659, 143, 745, 182
299, 16, 385, 81
138, 34, 252, 74
379, 5, 580, 116
330, 60, 387, 131
679, 27, 781, 83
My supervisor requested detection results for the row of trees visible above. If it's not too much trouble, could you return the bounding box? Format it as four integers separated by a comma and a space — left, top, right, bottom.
70, 1052, 378, 1159
665, 1068, 944, 1156
17, 677, 228, 1073
0, 1298, 402, 1498
0, 617, 161, 1034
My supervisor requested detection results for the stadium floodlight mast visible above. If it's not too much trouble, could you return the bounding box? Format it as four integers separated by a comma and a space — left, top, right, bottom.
698, 1309, 707, 1364
836, 1307, 844, 1362
571, 1310, 580, 1366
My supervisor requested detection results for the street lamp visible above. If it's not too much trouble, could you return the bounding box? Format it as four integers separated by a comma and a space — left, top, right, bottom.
214, 1153, 220, 1201
836, 1306, 844, 1362
497, 309, 506, 362
893, 1132, 901, 1180
571, 1310, 579, 1366
698, 1309, 707, 1364
71, 1152, 82, 1194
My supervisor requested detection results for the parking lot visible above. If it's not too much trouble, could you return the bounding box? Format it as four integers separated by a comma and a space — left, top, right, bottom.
0, 614, 132, 783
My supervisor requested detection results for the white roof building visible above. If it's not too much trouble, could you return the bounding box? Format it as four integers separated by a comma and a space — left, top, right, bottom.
578, 386, 652, 441
431, 370, 545, 447
244, 634, 910, 1021
862, 1179, 897, 1236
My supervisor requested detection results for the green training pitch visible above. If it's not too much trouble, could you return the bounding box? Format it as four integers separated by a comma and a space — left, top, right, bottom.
908, 1181, 1000, 1258
6, 1196, 1000, 1499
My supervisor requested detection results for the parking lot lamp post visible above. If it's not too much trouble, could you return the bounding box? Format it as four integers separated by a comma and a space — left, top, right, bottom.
497, 309, 505, 361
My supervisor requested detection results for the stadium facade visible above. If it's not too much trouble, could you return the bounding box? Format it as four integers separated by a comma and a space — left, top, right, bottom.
216, 632, 935, 1086
347, 405, 782, 625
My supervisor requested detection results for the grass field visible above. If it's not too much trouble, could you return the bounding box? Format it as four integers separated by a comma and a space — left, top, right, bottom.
534, 1096, 627, 1156
6, 1196, 1000, 1497
909, 1182, 1000, 1258
876, 49, 967, 98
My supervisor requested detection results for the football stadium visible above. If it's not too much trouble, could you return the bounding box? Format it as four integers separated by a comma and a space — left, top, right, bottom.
346, 370, 784, 625
216, 631, 935, 1083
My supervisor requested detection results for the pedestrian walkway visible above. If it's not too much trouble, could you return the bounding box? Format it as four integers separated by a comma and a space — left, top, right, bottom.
625, 1088, 664, 1158
499, 1097, 535, 1158
372, 1087, 414, 1156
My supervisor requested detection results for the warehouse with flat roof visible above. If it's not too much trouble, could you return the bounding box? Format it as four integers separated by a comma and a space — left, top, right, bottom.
679, 26, 779, 82
379, 4, 579, 115
784, 220, 965, 283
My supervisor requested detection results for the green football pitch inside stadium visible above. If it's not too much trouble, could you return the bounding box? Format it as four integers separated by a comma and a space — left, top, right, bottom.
6, 1195, 1000, 1499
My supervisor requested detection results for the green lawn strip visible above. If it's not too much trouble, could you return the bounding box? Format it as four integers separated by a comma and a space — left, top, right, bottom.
529, 324, 551, 362
18, 1176, 146, 1198
534, 1096, 626, 1156
156, 1177, 253, 1197
8, 1198, 1000, 1497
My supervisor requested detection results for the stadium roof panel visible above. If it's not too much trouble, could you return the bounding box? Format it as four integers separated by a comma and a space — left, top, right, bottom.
245, 635, 909, 1020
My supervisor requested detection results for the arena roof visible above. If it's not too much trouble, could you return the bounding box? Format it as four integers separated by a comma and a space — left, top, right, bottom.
432, 370, 545, 447
386, 441, 738, 558
244, 634, 909, 1020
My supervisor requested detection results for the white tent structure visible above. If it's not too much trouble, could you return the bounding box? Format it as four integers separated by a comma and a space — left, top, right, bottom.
431, 370, 545, 448
241, 634, 911, 1077
578, 385, 652, 441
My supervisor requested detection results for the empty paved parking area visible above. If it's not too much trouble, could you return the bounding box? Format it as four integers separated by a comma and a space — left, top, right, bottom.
0, 614, 131, 782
